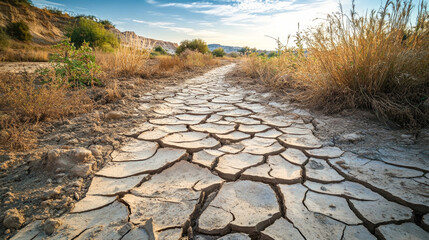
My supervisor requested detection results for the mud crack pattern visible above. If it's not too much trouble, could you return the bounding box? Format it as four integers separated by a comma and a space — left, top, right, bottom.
13, 64, 429, 240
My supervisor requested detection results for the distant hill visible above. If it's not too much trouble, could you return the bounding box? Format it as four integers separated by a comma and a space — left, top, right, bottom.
0, 2, 178, 53
208, 44, 242, 53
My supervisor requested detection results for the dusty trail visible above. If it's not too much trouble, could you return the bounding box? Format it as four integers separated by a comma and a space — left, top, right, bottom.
12, 64, 429, 240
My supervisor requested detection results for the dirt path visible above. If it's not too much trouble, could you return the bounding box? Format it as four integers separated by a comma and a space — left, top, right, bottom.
11, 64, 429, 240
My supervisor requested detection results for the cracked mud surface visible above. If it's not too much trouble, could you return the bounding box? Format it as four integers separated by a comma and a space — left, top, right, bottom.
12, 64, 429, 239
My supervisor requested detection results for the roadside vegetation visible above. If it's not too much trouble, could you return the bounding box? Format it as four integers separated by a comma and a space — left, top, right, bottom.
242, 0, 429, 128
0, 9, 220, 151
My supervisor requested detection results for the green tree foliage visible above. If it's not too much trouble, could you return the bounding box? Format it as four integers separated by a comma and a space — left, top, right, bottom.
268, 51, 279, 58
39, 40, 101, 87
6, 21, 32, 42
67, 18, 119, 52
176, 39, 209, 55
154, 46, 167, 55
212, 47, 225, 57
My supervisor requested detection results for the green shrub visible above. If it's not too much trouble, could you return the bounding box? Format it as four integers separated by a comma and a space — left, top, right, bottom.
268, 51, 279, 58
43, 7, 64, 15
212, 47, 225, 57
176, 39, 209, 55
0, 28, 10, 51
228, 52, 240, 58
67, 18, 119, 52
39, 40, 101, 88
154, 46, 167, 55
6, 21, 32, 42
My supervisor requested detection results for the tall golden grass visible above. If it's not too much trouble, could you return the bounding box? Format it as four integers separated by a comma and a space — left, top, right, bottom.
243, 0, 429, 128
96, 45, 151, 77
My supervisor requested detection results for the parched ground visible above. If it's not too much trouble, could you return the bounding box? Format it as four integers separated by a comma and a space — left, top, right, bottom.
3, 63, 429, 240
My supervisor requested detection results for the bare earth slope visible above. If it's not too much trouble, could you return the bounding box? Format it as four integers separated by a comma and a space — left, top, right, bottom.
9, 64, 429, 240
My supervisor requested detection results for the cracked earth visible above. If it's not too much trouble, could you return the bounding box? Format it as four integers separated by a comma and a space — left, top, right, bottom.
12, 64, 429, 240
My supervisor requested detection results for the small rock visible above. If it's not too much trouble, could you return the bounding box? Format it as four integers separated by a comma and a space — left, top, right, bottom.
338, 133, 363, 143
71, 148, 93, 162
88, 145, 102, 157
118, 222, 133, 236
44, 186, 62, 200
105, 111, 126, 120
3, 208, 25, 229
43, 218, 62, 235
41, 200, 52, 208
70, 164, 93, 177
126, 84, 136, 89
74, 192, 80, 200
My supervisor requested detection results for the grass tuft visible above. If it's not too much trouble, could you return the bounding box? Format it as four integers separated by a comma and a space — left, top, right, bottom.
242, 0, 429, 128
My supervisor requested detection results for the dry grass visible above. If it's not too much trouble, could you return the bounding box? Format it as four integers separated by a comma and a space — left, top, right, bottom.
0, 73, 92, 150
96, 45, 151, 78
154, 50, 219, 76
243, 0, 429, 128
0, 40, 52, 62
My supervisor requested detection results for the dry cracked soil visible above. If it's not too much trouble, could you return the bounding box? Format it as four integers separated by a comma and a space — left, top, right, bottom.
4, 64, 429, 240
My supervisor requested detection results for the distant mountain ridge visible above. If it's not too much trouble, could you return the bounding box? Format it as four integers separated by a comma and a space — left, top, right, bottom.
208, 44, 242, 53
110, 29, 178, 54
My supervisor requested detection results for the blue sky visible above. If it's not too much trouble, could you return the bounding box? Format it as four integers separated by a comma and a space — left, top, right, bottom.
33, 0, 388, 50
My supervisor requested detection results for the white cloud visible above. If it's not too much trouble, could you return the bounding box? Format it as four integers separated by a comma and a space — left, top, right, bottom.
158, 0, 340, 49
133, 20, 222, 38
33, 0, 65, 7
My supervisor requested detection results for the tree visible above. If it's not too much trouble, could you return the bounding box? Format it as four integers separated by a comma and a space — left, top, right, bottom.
154, 46, 167, 55
67, 18, 119, 52
212, 47, 225, 57
238, 46, 252, 56
176, 39, 209, 55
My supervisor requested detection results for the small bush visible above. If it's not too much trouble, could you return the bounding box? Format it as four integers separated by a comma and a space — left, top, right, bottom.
0, 28, 10, 51
154, 46, 167, 55
228, 52, 240, 58
212, 47, 225, 57
0, 73, 92, 150
67, 18, 119, 52
40, 40, 101, 87
6, 21, 32, 42
176, 39, 209, 55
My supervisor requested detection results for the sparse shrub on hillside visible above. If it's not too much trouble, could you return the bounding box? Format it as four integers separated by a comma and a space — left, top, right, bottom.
3, 0, 32, 6
243, 0, 429, 128
212, 47, 225, 57
0, 28, 10, 51
176, 39, 209, 55
6, 21, 32, 42
40, 40, 101, 87
99, 20, 114, 29
154, 46, 167, 55
43, 7, 65, 15
67, 18, 119, 52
